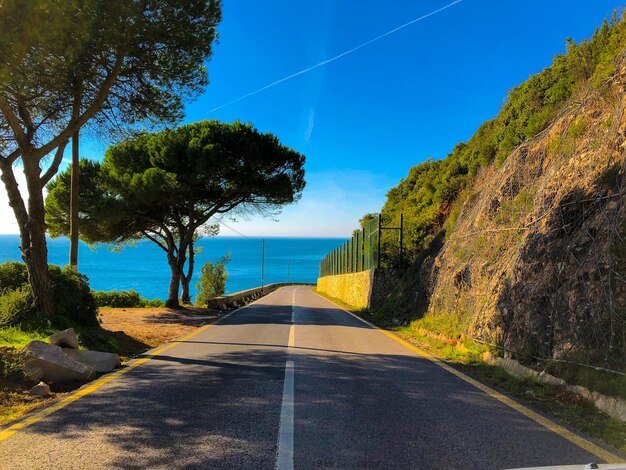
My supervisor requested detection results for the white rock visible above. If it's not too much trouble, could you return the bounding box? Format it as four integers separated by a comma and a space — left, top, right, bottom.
28, 381, 50, 397
537, 370, 566, 387
590, 391, 626, 422
48, 328, 79, 349
63, 349, 121, 373
20, 341, 95, 383
494, 357, 538, 380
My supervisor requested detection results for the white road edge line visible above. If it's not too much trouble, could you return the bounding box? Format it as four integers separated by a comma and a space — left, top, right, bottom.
276, 287, 298, 470
276, 360, 295, 470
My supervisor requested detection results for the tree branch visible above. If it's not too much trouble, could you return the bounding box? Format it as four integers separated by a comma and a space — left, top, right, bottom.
0, 159, 29, 239
0, 95, 29, 151
0, 149, 22, 165
36, 51, 126, 159
142, 230, 169, 253
40, 141, 69, 186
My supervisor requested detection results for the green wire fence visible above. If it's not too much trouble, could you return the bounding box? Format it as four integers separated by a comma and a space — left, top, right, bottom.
319, 214, 403, 277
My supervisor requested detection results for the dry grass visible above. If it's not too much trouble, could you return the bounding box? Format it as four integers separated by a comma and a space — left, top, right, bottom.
97, 306, 220, 356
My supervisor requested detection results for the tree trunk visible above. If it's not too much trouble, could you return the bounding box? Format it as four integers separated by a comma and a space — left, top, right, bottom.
22, 155, 54, 316
69, 128, 80, 270
166, 263, 181, 308
165, 250, 185, 308
181, 239, 194, 305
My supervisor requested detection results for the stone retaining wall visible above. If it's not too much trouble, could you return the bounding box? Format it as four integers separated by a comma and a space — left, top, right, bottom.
316, 269, 400, 310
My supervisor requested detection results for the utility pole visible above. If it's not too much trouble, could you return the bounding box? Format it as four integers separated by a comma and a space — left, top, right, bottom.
261, 239, 265, 290
287, 257, 291, 283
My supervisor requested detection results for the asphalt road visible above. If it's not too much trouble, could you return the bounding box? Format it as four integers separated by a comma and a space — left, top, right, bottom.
0, 286, 619, 469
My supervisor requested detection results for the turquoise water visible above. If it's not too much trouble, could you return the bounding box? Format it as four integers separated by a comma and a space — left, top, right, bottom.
0, 235, 345, 300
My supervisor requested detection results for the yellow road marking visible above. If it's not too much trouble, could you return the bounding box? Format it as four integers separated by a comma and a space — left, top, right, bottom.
0, 288, 285, 443
313, 290, 623, 464
288, 288, 297, 348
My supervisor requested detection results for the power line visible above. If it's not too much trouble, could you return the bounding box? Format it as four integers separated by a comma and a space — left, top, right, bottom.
206, 0, 464, 114
215, 218, 253, 239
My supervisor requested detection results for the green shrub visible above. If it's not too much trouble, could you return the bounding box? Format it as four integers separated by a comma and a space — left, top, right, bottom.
0, 287, 44, 330
196, 254, 231, 306
142, 298, 165, 308
94, 289, 142, 308
0, 261, 28, 293
49, 266, 98, 326
0, 261, 98, 327
93, 289, 164, 308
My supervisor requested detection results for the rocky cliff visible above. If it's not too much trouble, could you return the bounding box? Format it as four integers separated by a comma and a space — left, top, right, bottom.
376, 53, 626, 371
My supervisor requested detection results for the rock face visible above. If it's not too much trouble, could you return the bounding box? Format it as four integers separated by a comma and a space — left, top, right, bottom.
20, 341, 95, 383
382, 58, 626, 372
47, 328, 79, 349
28, 381, 51, 397
63, 349, 121, 373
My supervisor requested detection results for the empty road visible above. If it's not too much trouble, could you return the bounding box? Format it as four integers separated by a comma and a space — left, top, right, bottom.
0, 286, 621, 469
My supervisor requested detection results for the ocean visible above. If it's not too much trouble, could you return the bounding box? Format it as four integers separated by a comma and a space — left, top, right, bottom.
0, 235, 345, 301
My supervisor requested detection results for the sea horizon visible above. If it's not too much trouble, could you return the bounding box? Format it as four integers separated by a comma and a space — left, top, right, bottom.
0, 235, 347, 300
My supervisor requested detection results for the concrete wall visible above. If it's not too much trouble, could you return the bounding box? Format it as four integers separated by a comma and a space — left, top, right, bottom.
317, 269, 400, 310
316, 270, 374, 310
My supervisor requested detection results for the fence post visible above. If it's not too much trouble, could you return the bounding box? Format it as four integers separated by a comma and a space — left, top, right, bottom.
377, 213, 382, 269
361, 229, 365, 271
399, 213, 403, 269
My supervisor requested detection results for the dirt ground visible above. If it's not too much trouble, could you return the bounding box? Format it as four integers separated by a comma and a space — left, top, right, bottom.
97, 306, 221, 357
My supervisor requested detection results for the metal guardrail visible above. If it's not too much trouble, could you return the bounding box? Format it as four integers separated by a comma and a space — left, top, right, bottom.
205, 282, 314, 310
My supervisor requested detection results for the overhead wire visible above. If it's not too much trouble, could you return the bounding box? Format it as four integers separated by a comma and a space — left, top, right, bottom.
205, 0, 464, 114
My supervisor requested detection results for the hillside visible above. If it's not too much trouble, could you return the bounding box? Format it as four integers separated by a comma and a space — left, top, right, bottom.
373, 13, 626, 374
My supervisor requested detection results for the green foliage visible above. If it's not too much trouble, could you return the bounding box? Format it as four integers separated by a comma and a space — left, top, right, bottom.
378, 13, 626, 265
0, 261, 29, 293
0, 327, 51, 349
49, 266, 98, 326
45, 160, 108, 242
45, 120, 306, 306
0, 262, 97, 327
196, 254, 231, 305
93, 290, 164, 308
0, 287, 42, 330
359, 213, 377, 228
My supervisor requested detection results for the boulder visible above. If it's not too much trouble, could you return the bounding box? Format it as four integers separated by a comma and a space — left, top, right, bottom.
22, 363, 44, 383
48, 328, 79, 349
20, 341, 95, 383
63, 349, 121, 373
28, 381, 50, 397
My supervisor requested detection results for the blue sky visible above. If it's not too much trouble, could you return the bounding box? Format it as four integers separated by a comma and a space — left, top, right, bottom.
0, 0, 622, 236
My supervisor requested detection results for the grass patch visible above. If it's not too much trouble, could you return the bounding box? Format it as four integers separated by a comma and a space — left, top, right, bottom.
0, 327, 53, 349
545, 361, 626, 402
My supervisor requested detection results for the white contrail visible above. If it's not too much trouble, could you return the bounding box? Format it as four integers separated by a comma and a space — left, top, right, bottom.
206, 0, 464, 114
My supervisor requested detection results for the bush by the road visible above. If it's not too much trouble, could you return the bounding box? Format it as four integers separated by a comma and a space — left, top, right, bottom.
0, 287, 43, 330
93, 289, 164, 308
196, 254, 231, 306
0, 261, 98, 328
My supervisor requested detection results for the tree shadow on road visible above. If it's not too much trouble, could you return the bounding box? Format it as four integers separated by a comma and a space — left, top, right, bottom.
0, 343, 604, 469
